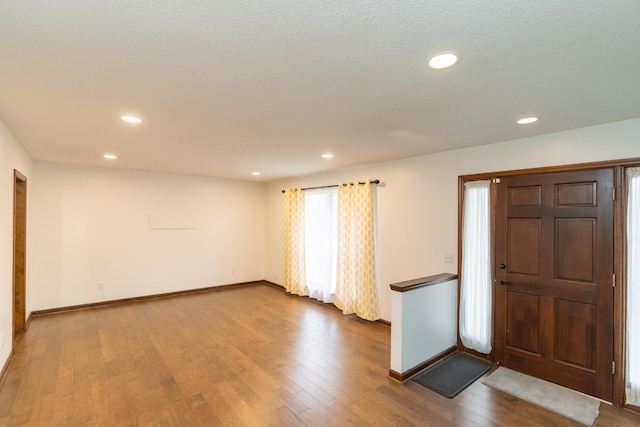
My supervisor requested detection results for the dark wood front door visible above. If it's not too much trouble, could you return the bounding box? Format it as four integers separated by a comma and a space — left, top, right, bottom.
495, 168, 614, 401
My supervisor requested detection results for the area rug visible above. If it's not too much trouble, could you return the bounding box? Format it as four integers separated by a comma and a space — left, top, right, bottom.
482, 367, 600, 426
413, 353, 491, 398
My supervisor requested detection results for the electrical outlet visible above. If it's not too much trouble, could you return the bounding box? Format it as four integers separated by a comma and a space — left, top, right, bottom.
232, 268, 236, 275
0, 333, 4, 349
444, 254, 455, 263
98, 282, 104, 291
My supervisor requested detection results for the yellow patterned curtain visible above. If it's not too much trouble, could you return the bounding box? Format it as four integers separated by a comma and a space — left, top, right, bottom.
284, 188, 308, 296
334, 181, 380, 320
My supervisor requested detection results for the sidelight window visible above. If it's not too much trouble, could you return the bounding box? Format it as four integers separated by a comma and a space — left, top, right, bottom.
460, 180, 492, 354
626, 167, 640, 406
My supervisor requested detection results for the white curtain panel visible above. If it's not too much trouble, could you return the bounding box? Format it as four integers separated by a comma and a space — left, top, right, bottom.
460, 180, 492, 354
304, 188, 338, 303
627, 167, 640, 406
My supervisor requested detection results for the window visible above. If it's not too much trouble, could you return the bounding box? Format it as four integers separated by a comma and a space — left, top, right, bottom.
304, 188, 338, 303
284, 182, 380, 320
627, 167, 640, 406
459, 180, 492, 354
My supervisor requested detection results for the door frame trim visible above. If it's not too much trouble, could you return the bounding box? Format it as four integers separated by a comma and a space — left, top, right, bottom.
457, 156, 640, 408
13, 169, 27, 341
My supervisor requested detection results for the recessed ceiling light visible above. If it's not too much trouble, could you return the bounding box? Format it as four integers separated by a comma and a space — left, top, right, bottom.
252, 172, 261, 176
427, 52, 459, 69
121, 115, 142, 124
517, 117, 538, 125
103, 154, 117, 159
322, 153, 334, 159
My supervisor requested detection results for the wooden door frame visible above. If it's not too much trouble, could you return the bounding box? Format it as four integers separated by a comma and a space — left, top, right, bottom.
457, 157, 640, 408
13, 169, 27, 340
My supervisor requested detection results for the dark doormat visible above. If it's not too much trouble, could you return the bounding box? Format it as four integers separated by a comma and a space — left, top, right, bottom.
412, 352, 491, 398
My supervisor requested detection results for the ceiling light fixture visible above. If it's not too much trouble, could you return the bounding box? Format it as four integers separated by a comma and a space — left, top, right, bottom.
252, 172, 261, 176
427, 52, 459, 69
517, 117, 538, 125
121, 115, 142, 124
322, 153, 334, 159
103, 154, 117, 159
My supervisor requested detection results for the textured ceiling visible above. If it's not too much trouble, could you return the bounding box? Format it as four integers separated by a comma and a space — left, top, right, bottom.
1, 1, 639, 181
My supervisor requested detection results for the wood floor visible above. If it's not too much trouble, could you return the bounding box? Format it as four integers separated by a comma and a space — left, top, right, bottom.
1, 284, 639, 426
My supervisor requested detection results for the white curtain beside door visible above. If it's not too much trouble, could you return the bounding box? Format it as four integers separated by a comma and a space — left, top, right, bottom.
626, 167, 640, 406
459, 180, 492, 354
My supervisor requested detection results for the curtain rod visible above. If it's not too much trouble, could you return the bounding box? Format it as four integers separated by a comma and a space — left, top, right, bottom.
281, 179, 380, 193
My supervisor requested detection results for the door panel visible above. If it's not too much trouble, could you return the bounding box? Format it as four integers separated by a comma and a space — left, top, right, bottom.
508, 218, 541, 275
495, 168, 614, 401
507, 292, 540, 354
554, 299, 595, 369
556, 218, 595, 282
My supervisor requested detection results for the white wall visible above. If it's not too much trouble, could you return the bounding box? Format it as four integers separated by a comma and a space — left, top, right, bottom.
265, 118, 640, 321
0, 121, 32, 370
391, 279, 457, 374
27, 163, 266, 311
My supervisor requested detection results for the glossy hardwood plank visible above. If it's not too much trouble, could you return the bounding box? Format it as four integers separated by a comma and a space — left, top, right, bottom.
0, 284, 638, 426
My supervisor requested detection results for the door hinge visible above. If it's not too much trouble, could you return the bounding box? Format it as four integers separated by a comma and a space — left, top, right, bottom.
612, 361, 616, 375
613, 273, 616, 288
613, 187, 616, 200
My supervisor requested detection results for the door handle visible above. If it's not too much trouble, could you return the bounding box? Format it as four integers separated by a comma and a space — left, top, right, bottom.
498, 279, 509, 286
